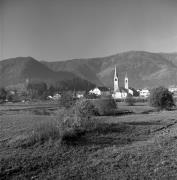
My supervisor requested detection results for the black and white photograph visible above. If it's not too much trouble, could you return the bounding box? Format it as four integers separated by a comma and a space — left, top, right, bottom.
1, 0, 177, 179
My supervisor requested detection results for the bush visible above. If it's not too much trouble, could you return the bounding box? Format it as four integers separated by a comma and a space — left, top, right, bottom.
149, 86, 175, 110
91, 97, 117, 116
60, 128, 86, 144
74, 99, 98, 118
60, 99, 97, 130
0, 87, 7, 103
125, 94, 135, 106
59, 91, 76, 109
27, 82, 48, 100
56, 99, 100, 144
85, 93, 99, 99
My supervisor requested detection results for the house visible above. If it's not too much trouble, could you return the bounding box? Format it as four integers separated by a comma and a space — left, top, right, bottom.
89, 87, 101, 96
76, 91, 85, 98
138, 89, 150, 98
47, 95, 53, 99
89, 87, 109, 96
51, 93, 61, 100
168, 85, 177, 93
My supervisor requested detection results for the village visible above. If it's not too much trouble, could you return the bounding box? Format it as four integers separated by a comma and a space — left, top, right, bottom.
2, 65, 177, 104
2, 0, 177, 179
46, 66, 177, 102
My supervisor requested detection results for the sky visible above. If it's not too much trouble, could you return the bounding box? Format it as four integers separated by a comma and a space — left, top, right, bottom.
0, 0, 177, 61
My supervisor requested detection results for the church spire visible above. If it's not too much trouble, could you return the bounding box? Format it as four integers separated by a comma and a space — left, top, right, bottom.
125, 72, 128, 89
114, 65, 117, 78
114, 66, 119, 92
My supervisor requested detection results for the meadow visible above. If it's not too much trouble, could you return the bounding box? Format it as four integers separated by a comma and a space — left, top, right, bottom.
1, 101, 177, 179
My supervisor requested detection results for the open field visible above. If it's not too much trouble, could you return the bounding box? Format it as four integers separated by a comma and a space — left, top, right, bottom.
1, 102, 177, 179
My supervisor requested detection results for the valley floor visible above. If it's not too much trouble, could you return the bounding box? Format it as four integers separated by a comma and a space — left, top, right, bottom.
1, 103, 177, 179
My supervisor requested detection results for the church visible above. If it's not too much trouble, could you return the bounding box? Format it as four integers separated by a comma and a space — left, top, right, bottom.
112, 66, 133, 99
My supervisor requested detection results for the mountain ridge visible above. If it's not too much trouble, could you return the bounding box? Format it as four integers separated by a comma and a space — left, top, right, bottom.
1, 51, 177, 89
42, 51, 177, 88
0, 57, 95, 89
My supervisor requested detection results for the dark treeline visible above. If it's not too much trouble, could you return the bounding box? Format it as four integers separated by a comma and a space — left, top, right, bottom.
55, 77, 95, 92
27, 78, 95, 99
0, 78, 95, 102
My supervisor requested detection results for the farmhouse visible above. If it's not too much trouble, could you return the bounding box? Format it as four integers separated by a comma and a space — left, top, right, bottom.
168, 85, 177, 93
89, 87, 109, 96
138, 89, 150, 98
76, 91, 85, 98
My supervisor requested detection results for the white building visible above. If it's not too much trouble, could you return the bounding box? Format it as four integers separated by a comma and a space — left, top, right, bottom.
112, 66, 133, 99
138, 89, 150, 98
76, 91, 85, 98
112, 90, 127, 99
89, 87, 109, 96
168, 85, 177, 93
47, 93, 61, 100
89, 87, 101, 96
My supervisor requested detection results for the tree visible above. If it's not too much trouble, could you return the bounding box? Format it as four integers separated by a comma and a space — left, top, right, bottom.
149, 86, 175, 110
27, 82, 47, 99
85, 93, 99, 99
59, 91, 75, 109
0, 88, 7, 102
48, 85, 56, 96
125, 94, 135, 106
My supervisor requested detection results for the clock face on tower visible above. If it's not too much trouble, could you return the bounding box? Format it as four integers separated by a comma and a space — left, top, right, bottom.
114, 78, 117, 81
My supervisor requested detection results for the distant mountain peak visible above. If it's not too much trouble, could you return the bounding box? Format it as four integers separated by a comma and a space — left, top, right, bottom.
1, 51, 177, 89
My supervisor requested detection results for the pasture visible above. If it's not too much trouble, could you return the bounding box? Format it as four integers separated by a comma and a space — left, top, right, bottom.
1, 102, 177, 179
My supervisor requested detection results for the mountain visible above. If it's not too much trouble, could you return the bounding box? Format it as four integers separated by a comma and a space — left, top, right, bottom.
0, 57, 95, 89
42, 51, 177, 89
160, 53, 177, 66
1, 51, 177, 89
41, 59, 103, 86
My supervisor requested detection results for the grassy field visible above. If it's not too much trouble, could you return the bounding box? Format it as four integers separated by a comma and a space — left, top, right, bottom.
1, 102, 177, 179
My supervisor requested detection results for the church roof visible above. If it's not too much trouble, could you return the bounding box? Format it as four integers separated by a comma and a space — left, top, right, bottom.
119, 87, 128, 93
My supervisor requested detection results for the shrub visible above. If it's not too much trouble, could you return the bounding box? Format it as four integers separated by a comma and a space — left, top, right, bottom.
60, 128, 86, 144
59, 91, 76, 109
74, 99, 98, 118
149, 86, 175, 110
85, 93, 99, 99
91, 97, 117, 116
27, 82, 48, 100
60, 99, 97, 130
48, 109, 82, 145
56, 99, 99, 144
125, 94, 135, 106
0, 87, 7, 103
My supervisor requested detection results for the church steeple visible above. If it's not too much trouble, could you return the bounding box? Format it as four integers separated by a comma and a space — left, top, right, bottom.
114, 66, 119, 92
114, 65, 117, 78
125, 72, 128, 89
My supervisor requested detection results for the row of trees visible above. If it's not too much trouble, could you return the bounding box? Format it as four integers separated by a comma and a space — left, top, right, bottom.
0, 79, 95, 102
0, 82, 53, 102
0, 80, 176, 111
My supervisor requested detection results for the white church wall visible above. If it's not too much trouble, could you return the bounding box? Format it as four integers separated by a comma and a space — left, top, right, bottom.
112, 92, 127, 99
128, 89, 133, 95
